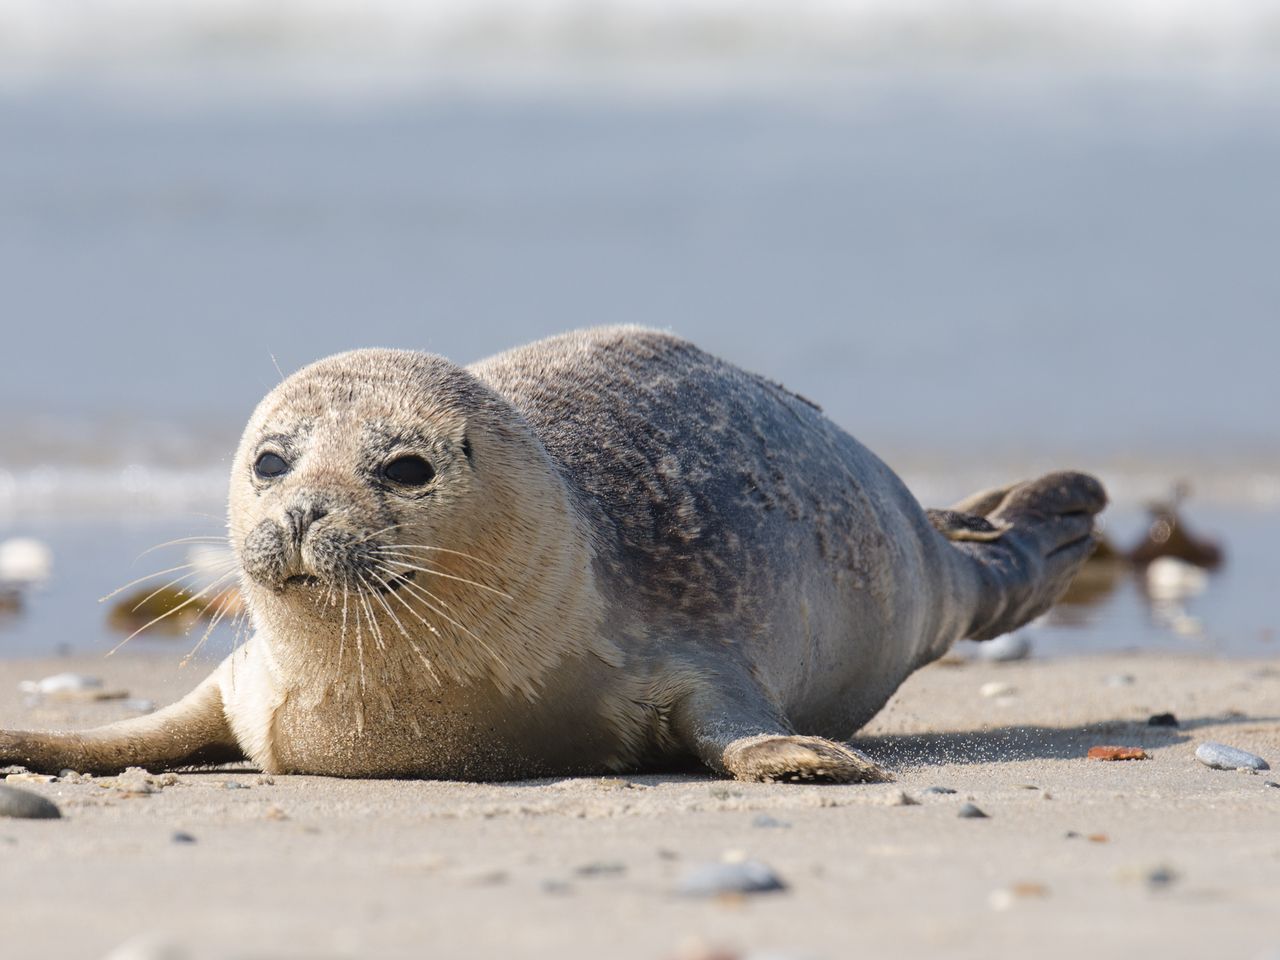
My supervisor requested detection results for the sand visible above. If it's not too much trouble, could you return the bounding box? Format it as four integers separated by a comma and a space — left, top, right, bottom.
1, 650, 1278, 960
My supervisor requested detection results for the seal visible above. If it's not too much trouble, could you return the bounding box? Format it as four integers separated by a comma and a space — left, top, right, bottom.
0, 327, 1105, 782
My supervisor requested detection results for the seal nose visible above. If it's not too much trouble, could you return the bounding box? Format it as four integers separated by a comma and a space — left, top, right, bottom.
284, 502, 328, 548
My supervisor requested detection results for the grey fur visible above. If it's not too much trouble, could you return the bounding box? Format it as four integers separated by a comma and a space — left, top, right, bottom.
0, 327, 1105, 783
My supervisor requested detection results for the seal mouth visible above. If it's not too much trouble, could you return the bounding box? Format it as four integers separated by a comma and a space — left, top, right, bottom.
283, 574, 321, 589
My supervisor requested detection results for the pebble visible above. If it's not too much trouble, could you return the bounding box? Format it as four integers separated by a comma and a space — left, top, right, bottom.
1087, 745, 1148, 761
171, 831, 197, 844
1104, 673, 1135, 688
677, 860, 787, 898
575, 860, 626, 877
223, 781, 247, 790
976, 633, 1032, 662
1265, 781, 1280, 790
980, 682, 1015, 699
0, 783, 61, 819
0, 537, 53, 584
1195, 742, 1269, 771
922, 786, 957, 795
1147, 712, 1179, 727
18, 672, 102, 696
1145, 865, 1179, 889
751, 813, 791, 828
957, 803, 988, 819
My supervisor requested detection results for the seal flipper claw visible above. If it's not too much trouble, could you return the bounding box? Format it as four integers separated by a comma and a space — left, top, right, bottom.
950, 471, 1108, 641
723, 735, 891, 784
668, 667, 892, 784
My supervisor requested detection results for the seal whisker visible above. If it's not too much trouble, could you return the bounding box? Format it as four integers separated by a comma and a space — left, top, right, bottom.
99, 562, 214, 603
393, 575, 507, 672
180, 585, 240, 667
135, 535, 231, 560
376, 557, 513, 600
106, 570, 239, 656
378, 544, 504, 572
127, 568, 221, 614
353, 573, 387, 652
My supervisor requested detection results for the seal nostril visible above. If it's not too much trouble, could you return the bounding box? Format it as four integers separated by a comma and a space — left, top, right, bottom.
285, 503, 328, 546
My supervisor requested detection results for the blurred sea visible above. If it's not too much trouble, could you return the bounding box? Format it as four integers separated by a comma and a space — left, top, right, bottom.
0, 0, 1276, 659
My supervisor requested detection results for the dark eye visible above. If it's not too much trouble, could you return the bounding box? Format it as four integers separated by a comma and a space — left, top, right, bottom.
254, 451, 290, 479
383, 455, 435, 487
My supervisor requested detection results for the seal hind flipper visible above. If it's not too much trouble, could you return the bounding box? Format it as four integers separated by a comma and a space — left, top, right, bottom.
926, 508, 1010, 542
950, 471, 1107, 641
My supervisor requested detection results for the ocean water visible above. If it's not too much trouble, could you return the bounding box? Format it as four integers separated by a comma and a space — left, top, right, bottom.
0, 7, 1276, 659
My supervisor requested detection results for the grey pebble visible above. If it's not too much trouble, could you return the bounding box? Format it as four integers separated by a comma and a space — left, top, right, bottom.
1195, 742, 1270, 771
171, 831, 197, 844
752, 813, 791, 828
0, 783, 61, 820
223, 781, 247, 790
976, 633, 1031, 662
676, 860, 787, 897
1147, 713, 1179, 727
957, 803, 988, 819
1265, 781, 1280, 789
922, 786, 957, 795
1105, 673, 1136, 687
575, 860, 626, 877
1146, 865, 1179, 889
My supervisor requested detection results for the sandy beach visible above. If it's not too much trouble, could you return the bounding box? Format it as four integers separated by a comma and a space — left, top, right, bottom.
1, 650, 1276, 960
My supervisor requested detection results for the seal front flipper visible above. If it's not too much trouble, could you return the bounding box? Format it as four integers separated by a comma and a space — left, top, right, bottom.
669, 665, 891, 784
0, 662, 243, 775
947, 471, 1108, 641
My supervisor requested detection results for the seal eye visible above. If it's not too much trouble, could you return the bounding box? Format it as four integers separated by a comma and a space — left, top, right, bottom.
254, 451, 290, 480
383, 455, 435, 487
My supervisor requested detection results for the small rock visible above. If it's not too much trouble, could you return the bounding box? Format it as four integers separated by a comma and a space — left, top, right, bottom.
708, 785, 742, 800
976, 634, 1032, 662
223, 781, 247, 790
0, 537, 53, 584
1105, 673, 1135, 688
1147, 713, 1179, 727
255, 776, 275, 786
1088, 745, 1149, 761
0, 783, 61, 819
575, 860, 626, 877
1264, 781, 1280, 789
1146, 865, 1179, 889
676, 860, 787, 898
18, 672, 102, 696
957, 803, 988, 819
922, 785, 957, 795
980, 682, 1015, 698
989, 880, 1050, 909
171, 831, 197, 844
120, 699, 157, 714
751, 813, 790, 828
1195, 742, 1269, 771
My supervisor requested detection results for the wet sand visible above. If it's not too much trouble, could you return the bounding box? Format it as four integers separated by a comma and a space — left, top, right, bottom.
1, 651, 1278, 960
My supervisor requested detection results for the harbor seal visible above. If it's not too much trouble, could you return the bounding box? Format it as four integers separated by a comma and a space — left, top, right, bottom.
0, 327, 1104, 782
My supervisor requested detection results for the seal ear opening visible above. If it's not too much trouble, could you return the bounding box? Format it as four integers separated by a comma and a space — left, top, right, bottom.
461, 434, 474, 464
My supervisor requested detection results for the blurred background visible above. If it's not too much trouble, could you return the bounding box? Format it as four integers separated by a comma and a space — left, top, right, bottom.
0, 0, 1275, 659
